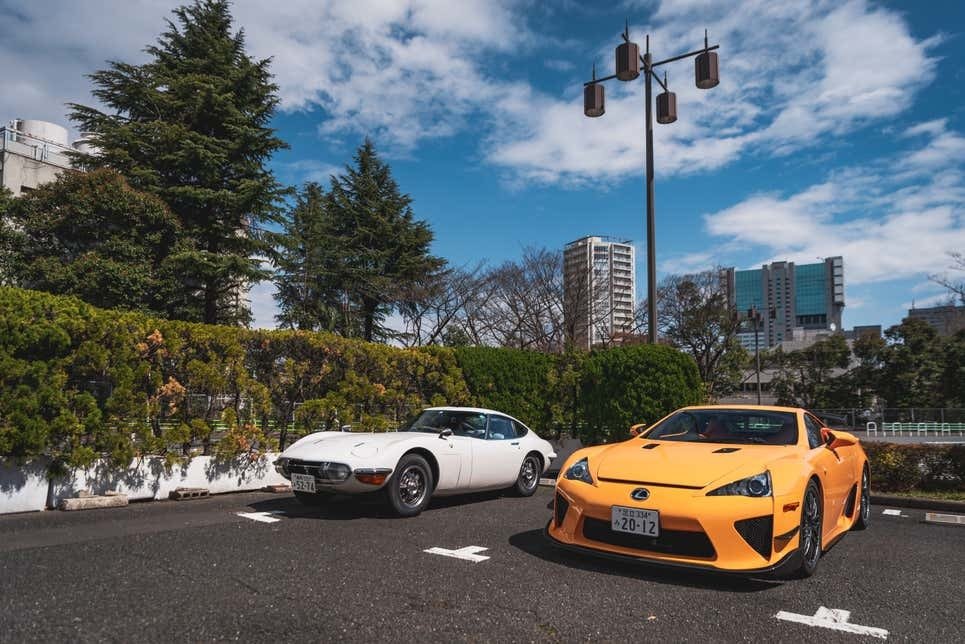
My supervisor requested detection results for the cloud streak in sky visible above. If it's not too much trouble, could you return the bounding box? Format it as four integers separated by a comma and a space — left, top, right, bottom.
486, 0, 941, 184
700, 120, 965, 286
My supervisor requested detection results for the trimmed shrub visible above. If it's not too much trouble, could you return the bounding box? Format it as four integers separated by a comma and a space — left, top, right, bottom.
864, 442, 965, 493
580, 344, 704, 443
454, 346, 556, 436
0, 286, 706, 468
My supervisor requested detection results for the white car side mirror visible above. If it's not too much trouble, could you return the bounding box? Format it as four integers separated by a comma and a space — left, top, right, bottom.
439, 428, 453, 439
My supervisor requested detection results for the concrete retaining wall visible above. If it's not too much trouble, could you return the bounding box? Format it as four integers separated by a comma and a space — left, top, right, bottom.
0, 459, 50, 514
1, 453, 286, 515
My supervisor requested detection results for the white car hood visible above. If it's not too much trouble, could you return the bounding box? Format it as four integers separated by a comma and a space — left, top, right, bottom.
282, 431, 425, 461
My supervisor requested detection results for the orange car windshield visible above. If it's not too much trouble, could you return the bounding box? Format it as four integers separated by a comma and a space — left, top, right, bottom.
645, 410, 798, 446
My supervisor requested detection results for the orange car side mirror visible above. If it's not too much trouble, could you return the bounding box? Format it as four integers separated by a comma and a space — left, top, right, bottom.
629, 423, 647, 437
822, 428, 855, 450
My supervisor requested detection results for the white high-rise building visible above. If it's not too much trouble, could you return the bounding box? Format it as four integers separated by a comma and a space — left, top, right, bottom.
563, 236, 636, 349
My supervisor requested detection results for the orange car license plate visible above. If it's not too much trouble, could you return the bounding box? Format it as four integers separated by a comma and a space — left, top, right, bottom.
611, 506, 659, 537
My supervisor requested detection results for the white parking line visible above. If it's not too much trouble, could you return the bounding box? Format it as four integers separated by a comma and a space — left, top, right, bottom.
881, 509, 902, 516
775, 607, 888, 639
423, 545, 490, 562
236, 511, 284, 524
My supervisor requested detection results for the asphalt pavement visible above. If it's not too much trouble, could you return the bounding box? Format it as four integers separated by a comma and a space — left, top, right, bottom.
0, 488, 962, 642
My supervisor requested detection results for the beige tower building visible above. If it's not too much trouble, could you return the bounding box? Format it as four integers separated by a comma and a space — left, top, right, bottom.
564, 236, 636, 349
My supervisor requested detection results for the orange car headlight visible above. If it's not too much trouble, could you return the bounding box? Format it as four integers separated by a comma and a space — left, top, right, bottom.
707, 471, 772, 497
563, 457, 593, 484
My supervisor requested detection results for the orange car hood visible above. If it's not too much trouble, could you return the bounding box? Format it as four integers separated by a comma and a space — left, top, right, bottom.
595, 440, 788, 488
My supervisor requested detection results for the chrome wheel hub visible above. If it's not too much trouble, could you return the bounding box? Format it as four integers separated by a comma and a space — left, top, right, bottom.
398, 466, 426, 507
521, 458, 538, 488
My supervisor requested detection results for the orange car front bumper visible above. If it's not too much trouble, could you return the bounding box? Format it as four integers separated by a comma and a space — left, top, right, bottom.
546, 477, 805, 576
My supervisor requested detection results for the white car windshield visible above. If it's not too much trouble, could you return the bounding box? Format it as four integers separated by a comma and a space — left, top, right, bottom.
645, 410, 798, 445
400, 410, 488, 438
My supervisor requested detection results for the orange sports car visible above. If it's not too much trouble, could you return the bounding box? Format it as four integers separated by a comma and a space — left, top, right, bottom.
546, 405, 870, 578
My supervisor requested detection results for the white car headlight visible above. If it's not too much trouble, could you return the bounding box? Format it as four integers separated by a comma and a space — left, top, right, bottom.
564, 457, 593, 484
707, 471, 771, 497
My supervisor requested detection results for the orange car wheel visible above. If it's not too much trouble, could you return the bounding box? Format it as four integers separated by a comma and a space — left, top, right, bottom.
852, 467, 871, 531
791, 480, 823, 578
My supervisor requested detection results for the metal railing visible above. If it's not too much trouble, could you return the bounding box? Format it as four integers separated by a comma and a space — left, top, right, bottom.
0, 127, 74, 169
812, 408, 965, 429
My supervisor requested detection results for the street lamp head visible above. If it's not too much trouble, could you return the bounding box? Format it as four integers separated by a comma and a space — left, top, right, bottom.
695, 30, 719, 89
695, 51, 719, 89
584, 83, 605, 117
656, 89, 677, 124
615, 41, 640, 81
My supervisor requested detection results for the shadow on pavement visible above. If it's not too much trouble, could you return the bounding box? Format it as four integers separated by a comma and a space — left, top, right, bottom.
246, 488, 510, 520
508, 528, 782, 592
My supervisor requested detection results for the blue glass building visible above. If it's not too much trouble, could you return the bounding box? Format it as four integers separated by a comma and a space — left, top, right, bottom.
722, 257, 845, 349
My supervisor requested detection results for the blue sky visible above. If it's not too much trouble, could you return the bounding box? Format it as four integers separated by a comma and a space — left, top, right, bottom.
2, 1, 963, 331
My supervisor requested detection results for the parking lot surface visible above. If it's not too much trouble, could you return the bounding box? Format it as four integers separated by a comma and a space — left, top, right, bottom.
0, 488, 962, 642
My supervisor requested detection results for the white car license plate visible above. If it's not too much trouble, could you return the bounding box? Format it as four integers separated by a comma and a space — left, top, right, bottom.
611, 505, 660, 537
291, 473, 316, 493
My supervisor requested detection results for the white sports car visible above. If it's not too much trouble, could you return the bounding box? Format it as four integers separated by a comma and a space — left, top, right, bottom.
274, 407, 557, 516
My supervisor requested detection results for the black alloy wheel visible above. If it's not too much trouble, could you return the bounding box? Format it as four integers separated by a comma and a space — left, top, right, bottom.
792, 480, 823, 578
852, 467, 871, 531
386, 453, 434, 517
513, 454, 541, 497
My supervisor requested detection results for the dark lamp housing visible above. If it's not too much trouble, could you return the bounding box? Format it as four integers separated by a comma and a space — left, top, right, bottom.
584, 83, 605, 117
615, 41, 640, 81
656, 91, 677, 124
695, 50, 719, 89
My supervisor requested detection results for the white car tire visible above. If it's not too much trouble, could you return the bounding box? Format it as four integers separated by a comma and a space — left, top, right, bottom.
512, 453, 541, 497
386, 453, 434, 517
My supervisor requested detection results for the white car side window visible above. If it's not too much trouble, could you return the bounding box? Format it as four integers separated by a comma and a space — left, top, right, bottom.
487, 416, 516, 440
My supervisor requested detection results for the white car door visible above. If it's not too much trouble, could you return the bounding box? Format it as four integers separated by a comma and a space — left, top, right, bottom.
469, 415, 524, 489
433, 433, 472, 491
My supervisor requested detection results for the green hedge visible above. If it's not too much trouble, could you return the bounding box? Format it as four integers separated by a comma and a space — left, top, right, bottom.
454, 346, 556, 435
864, 442, 965, 493
0, 286, 703, 469
581, 344, 704, 443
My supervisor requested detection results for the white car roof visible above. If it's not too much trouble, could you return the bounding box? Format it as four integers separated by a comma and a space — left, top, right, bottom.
422, 406, 530, 428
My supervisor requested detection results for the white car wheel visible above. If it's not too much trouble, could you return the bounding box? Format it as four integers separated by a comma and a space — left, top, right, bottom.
386, 453, 433, 517
513, 453, 541, 497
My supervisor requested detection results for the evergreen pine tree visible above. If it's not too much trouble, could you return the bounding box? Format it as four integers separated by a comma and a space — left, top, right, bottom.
1, 169, 183, 315
69, 0, 286, 325
274, 182, 343, 331
326, 139, 444, 342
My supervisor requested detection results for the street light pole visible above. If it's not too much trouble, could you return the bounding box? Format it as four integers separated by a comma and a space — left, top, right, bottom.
753, 309, 762, 404
583, 26, 720, 345
643, 42, 657, 345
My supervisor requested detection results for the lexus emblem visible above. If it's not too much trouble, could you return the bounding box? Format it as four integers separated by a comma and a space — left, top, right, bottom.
630, 488, 650, 501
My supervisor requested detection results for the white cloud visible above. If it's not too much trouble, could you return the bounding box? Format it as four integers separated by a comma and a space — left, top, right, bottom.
0, 0, 943, 183
0, 0, 531, 153
485, 0, 941, 184
278, 159, 343, 185
903, 119, 947, 139
701, 124, 965, 286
